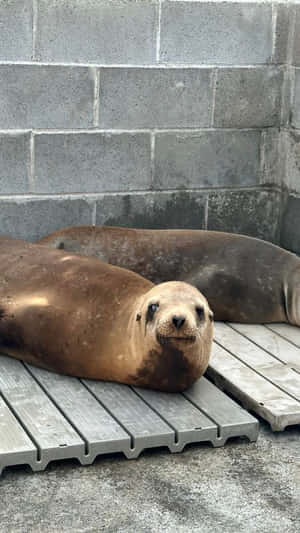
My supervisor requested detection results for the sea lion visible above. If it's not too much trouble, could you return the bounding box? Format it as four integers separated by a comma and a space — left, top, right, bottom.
38, 226, 300, 326
0, 236, 213, 392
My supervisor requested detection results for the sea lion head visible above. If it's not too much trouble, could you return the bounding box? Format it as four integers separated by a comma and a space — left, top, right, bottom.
131, 281, 214, 392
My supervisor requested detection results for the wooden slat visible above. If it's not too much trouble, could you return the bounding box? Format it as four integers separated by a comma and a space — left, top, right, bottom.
266, 323, 300, 348
83, 380, 176, 457
229, 323, 300, 369
0, 394, 37, 474
0, 355, 84, 469
27, 365, 131, 461
183, 377, 259, 443
208, 341, 300, 430
214, 322, 281, 368
213, 323, 300, 402
133, 385, 218, 450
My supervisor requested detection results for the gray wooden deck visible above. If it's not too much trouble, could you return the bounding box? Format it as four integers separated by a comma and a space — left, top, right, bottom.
208, 322, 300, 432
0, 328, 259, 474
3, 321, 299, 475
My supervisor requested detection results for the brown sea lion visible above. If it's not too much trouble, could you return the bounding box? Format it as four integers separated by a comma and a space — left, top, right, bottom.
0, 236, 213, 392
38, 226, 300, 326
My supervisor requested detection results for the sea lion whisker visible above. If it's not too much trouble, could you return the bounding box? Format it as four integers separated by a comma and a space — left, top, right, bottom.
156, 332, 197, 345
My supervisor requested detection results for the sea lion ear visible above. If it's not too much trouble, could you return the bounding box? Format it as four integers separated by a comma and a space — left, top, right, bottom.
136, 313, 142, 322
209, 311, 214, 322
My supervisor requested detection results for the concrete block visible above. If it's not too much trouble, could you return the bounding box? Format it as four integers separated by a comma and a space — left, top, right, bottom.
285, 130, 300, 194
160, 2, 272, 65
0, 0, 32, 61
0, 66, 94, 129
99, 68, 212, 128
95, 191, 206, 229
281, 195, 300, 254
0, 197, 94, 242
280, 67, 292, 127
260, 129, 284, 187
207, 189, 282, 243
273, 4, 290, 64
293, 7, 300, 66
0, 132, 30, 194
36, 0, 156, 64
34, 133, 151, 194
154, 131, 260, 190
214, 68, 283, 128
291, 69, 300, 129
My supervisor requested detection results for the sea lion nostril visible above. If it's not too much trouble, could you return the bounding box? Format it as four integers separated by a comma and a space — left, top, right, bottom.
172, 316, 185, 330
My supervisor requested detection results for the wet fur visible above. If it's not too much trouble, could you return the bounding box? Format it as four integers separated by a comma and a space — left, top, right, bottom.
132, 345, 197, 393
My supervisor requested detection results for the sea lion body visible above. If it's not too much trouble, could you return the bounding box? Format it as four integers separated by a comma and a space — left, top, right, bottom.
39, 226, 300, 326
0, 236, 213, 392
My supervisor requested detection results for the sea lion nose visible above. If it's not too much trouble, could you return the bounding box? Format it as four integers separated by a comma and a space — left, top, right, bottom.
172, 316, 185, 330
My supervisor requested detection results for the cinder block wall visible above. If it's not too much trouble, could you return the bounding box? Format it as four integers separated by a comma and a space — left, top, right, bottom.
281, 2, 300, 254
0, 0, 297, 248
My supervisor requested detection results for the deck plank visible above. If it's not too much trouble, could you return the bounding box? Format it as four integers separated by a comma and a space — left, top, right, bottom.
0, 355, 85, 470
230, 323, 300, 369
133, 385, 218, 450
208, 324, 300, 431
0, 394, 37, 474
27, 365, 132, 462
266, 323, 300, 348
213, 323, 300, 402
183, 377, 259, 443
83, 380, 176, 457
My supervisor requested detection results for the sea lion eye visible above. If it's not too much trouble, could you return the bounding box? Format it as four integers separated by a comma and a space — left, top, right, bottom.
146, 302, 159, 323
196, 306, 204, 320
149, 303, 159, 313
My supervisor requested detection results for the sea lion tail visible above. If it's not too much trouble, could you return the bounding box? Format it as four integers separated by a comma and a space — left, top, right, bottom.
284, 266, 300, 326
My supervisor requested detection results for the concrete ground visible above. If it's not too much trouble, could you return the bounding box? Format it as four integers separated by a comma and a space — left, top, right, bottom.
0, 420, 299, 533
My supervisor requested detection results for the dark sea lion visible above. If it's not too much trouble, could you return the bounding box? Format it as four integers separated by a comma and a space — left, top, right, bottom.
0, 236, 213, 392
38, 226, 300, 326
